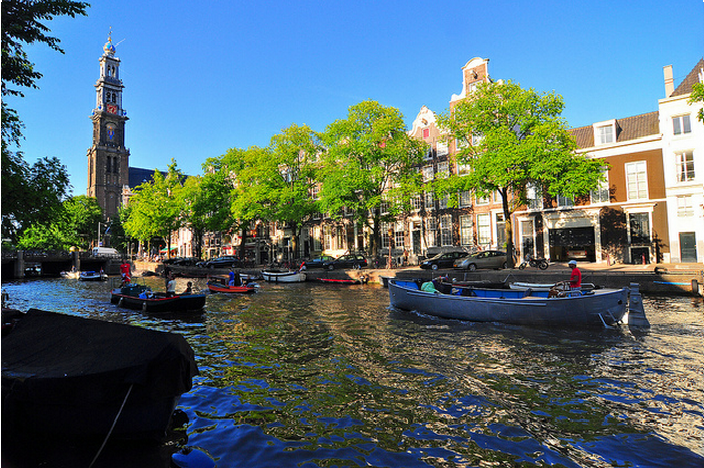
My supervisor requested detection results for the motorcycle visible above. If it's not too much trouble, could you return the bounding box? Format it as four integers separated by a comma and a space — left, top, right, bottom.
518, 254, 549, 270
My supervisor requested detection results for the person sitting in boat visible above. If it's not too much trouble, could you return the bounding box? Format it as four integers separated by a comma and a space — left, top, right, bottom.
568, 260, 582, 289
166, 274, 177, 297
181, 282, 193, 295
421, 279, 440, 294
228, 269, 241, 287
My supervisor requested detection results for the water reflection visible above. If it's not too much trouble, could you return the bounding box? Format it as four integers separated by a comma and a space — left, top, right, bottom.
2, 278, 703, 467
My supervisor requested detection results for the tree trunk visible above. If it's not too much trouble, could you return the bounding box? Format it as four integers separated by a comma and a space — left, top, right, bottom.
501, 190, 516, 268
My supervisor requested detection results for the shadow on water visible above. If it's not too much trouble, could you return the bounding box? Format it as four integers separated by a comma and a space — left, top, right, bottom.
2, 279, 703, 467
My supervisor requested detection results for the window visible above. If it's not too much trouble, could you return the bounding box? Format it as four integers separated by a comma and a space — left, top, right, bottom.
459, 190, 472, 208
626, 161, 648, 200
676, 151, 695, 182
422, 128, 430, 139
475, 193, 490, 206
526, 183, 542, 210
673, 115, 692, 135
677, 196, 694, 217
410, 195, 422, 211
477, 214, 491, 246
440, 215, 453, 246
629, 213, 650, 244
457, 161, 471, 176
424, 192, 434, 210
437, 162, 449, 177
459, 215, 473, 245
426, 218, 437, 247
436, 141, 449, 157
422, 166, 433, 182
395, 222, 404, 249
381, 222, 391, 249
557, 194, 574, 207
438, 194, 449, 210
595, 124, 614, 145
496, 213, 506, 249
590, 170, 609, 204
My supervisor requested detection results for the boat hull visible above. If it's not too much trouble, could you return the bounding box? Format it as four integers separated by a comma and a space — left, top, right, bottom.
389, 279, 628, 327
261, 270, 306, 283
111, 288, 206, 313
2, 309, 197, 440
207, 282, 257, 293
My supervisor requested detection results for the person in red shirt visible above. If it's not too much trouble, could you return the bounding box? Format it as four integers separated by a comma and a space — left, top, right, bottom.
119, 259, 131, 286
568, 260, 582, 289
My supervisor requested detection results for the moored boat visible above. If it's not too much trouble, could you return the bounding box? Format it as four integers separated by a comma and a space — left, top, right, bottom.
2, 309, 198, 440
388, 278, 632, 327
315, 277, 364, 285
111, 284, 206, 313
261, 269, 306, 283
60, 270, 80, 279
79, 270, 108, 281
207, 281, 257, 293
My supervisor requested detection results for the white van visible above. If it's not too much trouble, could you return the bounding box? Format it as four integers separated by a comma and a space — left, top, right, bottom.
92, 247, 119, 257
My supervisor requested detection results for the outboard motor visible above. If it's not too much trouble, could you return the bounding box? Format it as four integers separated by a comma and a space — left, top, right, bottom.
627, 283, 650, 331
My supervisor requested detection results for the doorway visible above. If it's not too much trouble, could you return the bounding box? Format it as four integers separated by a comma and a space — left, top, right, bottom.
680, 232, 697, 263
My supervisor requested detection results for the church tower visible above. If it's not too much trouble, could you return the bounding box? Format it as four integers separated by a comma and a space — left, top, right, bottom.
86, 32, 130, 220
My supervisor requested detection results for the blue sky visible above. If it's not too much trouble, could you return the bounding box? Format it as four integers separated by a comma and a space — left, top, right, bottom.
9, 0, 704, 197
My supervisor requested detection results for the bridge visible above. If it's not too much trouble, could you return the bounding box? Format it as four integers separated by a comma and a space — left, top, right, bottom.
1, 250, 122, 279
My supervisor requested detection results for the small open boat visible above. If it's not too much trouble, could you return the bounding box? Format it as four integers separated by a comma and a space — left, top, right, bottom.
315, 277, 367, 285
111, 284, 206, 313
60, 270, 80, 279
79, 270, 108, 281
262, 269, 306, 283
207, 281, 257, 294
2, 309, 198, 440
508, 281, 597, 292
389, 278, 633, 327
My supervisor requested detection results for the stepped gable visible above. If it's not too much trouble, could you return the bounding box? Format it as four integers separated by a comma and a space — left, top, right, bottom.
671, 57, 704, 97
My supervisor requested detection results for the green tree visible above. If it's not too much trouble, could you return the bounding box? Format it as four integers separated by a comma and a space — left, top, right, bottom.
2, 0, 88, 243
689, 82, 704, 123
2, 156, 71, 242
319, 100, 426, 257
262, 124, 321, 258
122, 162, 185, 255
63, 195, 103, 248
438, 80, 606, 267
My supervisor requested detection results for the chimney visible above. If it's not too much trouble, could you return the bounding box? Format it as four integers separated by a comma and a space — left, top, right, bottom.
663, 65, 674, 97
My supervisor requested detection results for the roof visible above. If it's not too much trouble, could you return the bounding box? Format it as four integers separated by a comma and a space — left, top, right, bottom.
569, 111, 660, 149
128, 167, 166, 188
671, 57, 704, 97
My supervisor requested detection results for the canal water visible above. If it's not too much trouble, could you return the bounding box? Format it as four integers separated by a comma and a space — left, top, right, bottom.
2, 277, 703, 468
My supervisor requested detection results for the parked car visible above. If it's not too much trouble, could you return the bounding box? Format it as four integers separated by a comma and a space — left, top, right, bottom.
163, 257, 199, 266
420, 251, 470, 270
197, 256, 242, 269
323, 254, 368, 270
453, 250, 508, 271
300, 255, 335, 270
566, 248, 589, 260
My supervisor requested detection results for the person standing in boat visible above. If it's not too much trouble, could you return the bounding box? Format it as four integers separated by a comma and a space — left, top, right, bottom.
228, 268, 241, 287
568, 260, 582, 289
166, 273, 177, 297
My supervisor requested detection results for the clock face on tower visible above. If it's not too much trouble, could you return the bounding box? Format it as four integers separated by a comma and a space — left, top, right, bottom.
107, 104, 117, 114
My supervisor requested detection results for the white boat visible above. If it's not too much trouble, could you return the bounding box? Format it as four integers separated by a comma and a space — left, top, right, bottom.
261, 269, 307, 283
389, 279, 631, 327
79, 270, 108, 281
508, 281, 596, 292
60, 271, 80, 279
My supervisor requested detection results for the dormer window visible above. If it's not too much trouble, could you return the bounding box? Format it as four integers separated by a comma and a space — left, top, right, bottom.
593, 120, 616, 145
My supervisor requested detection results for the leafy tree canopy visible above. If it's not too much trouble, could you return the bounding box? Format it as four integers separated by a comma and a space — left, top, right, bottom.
319, 100, 426, 255
438, 80, 606, 263
689, 82, 704, 123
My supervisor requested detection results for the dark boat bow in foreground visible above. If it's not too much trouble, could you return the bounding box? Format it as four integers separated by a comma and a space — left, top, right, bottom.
2, 309, 198, 440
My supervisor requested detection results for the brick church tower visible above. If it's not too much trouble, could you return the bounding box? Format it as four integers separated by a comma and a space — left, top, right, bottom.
86, 32, 130, 220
